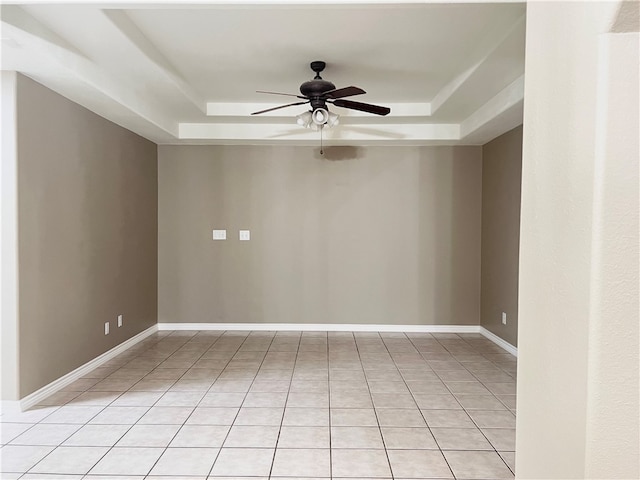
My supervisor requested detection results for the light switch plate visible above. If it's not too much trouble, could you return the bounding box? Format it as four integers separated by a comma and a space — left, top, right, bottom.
104, 322, 110, 335
117, 314, 123, 327
212, 229, 226, 240
239, 230, 250, 241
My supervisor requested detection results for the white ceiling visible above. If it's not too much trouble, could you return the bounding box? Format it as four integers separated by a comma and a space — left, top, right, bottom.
1, 1, 526, 146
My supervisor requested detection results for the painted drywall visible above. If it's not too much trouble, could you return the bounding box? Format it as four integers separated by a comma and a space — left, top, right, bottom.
480, 125, 522, 347
517, 1, 639, 478
17, 75, 158, 397
158, 145, 482, 326
1, 71, 19, 402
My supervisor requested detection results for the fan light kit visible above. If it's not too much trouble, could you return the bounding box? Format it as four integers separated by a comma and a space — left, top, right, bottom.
253, 61, 390, 153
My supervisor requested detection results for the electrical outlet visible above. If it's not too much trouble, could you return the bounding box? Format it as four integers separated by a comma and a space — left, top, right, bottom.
104, 322, 110, 335
239, 230, 250, 241
212, 229, 226, 240
501, 312, 507, 325
117, 314, 123, 327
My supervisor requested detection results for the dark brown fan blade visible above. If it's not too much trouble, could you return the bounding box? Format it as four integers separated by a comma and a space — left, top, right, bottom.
324, 86, 366, 99
257, 90, 307, 99
331, 99, 391, 116
251, 101, 309, 115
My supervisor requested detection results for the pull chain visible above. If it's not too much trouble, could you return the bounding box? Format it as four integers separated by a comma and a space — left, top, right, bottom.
320, 125, 324, 155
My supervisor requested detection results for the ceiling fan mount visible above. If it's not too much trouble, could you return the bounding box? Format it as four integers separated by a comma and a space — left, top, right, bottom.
252, 61, 391, 118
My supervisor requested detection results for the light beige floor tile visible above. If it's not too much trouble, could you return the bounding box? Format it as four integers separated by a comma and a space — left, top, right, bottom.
199, 392, 246, 408
413, 394, 462, 410
243, 392, 287, 408
443, 450, 514, 479
468, 410, 516, 428
250, 380, 290, 392
431, 428, 493, 450
209, 380, 253, 393
331, 427, 384, 449
89, 447, 163, 476
169, 379, 215, 392
108, 391, 164, 407
271, 448, 330, 477
0, 407, 59, 424
210, 448, 274, 476
454, 395, 507, 410
484, 382, 517, 395
10, 424, 80, 446
371, 393, 416, 408
405, 381, 450, 394
380, 427, 438, 449
330, 391, 374, 408
286, 392, 329, 408
387, 449, 453, 478
331, 409, 378, 427
224, 425, 279, 448
36, 391, 82, 407
62, 425, 130, 447
148, 447, 219, 476
283, 407, 329, 426
89, 379, 137, 392
89, 407, 148, 425
65, 392, 120, 407
0, 423, 34, 443
496, 394, 517, 409
139, 406, 195, 424
278, 426, 330, 448
331, 449, 391, 477
169, 425, 229, 447
152, 391, 202, 406
436, 370, 477, 382
0, 445, 55, 473
40, 406, 104, 424
375, 409, 425, 427
444, 381, 490, 395
290, 381, 329, 393
233, 407, 283, 426
500, 451, 516, 472
30, 446, 109, 474
21, 475, 85, 479
482, 428, 516, 451
116, 424, 180, 447
421, 409, 475, 428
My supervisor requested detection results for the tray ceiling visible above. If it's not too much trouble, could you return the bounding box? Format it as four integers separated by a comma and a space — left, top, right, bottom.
1, 1, 526, 146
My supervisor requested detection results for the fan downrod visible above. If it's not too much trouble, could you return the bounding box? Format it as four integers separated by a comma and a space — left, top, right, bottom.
310, 61, 326, 79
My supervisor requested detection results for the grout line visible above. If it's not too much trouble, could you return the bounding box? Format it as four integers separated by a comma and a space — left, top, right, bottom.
351, 331, 395, 480
267, 331, 302, 479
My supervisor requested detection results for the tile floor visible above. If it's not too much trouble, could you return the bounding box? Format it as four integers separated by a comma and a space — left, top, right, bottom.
0, 330, 517, 479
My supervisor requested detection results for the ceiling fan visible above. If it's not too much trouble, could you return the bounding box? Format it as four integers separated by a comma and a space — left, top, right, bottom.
251, 61, 391, 128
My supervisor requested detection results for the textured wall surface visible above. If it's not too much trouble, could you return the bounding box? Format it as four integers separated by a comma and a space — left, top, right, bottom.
17, 75, 158, 397
158, 145, 482, 326
481, 126, 522, 347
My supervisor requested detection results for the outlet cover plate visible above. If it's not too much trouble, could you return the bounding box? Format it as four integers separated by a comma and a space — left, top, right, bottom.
213, 229, 226, 240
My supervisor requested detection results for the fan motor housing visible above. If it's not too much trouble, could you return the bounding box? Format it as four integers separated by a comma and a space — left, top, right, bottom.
300, 79, 336, 99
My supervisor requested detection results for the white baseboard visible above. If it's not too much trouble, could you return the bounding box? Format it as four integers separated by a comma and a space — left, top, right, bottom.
479, 326, 518, 357
157, 322, 481, 333
158, 322, 517, 357
16, 325, 158, 412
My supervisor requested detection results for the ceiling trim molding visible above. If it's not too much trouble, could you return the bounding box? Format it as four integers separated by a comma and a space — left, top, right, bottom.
178, 122, 460, 144
430, 14, 525, 114
460, 74, 524, 140
102, 9, 207, 113
206, 102, 432, 117
1, 5, 179, 137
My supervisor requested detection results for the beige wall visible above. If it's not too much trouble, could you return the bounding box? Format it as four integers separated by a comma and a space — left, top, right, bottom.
517, 1, 639, 478
158, 145, 482, 326
17, 75, 158, 397
481, 126, 522, 347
